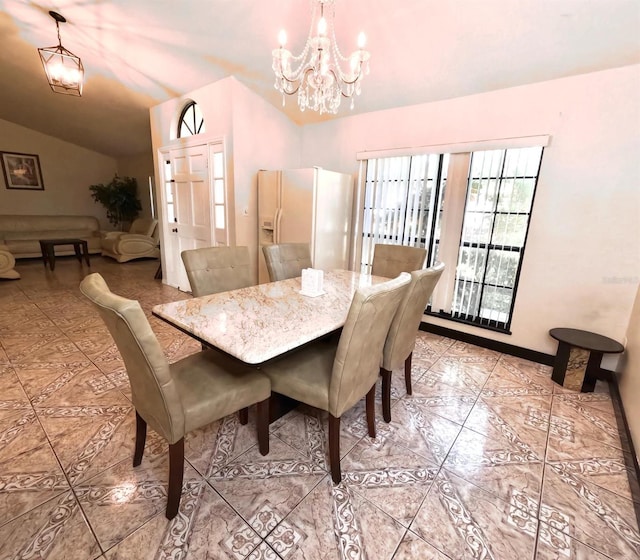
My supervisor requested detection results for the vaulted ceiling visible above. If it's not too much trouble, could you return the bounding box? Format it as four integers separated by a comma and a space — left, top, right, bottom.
1, 0, 639, 158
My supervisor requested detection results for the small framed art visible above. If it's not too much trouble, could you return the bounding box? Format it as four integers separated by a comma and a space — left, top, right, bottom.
1, 151, 45, 190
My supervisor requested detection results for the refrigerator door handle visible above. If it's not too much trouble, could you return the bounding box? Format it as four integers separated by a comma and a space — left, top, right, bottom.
274, 207, 283, 243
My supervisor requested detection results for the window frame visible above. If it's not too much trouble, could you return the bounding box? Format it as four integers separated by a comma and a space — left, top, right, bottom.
358, 140, 546, 334
177, 101, 205, 138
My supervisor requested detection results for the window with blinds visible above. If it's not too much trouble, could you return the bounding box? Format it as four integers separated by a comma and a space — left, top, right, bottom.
360, 145, 544, 332
361, 154, 446, 274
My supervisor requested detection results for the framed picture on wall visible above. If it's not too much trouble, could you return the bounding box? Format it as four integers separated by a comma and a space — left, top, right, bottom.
1, 151, 45, 190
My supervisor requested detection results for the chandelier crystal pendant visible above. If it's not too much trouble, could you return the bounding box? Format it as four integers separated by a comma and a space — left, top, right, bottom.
38, 11, 84, 96
272, 0, 370, 115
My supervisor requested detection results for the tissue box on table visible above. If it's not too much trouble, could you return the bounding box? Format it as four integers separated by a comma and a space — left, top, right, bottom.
300, 268, 325, 297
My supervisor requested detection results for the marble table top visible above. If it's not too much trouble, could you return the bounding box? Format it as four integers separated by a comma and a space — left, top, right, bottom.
152, 270, 388, 364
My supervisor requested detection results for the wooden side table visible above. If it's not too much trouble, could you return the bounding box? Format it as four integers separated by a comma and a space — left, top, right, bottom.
549, 328, 624, 392
39, 238, 91, 271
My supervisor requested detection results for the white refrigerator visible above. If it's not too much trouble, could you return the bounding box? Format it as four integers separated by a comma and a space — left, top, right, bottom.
258, 168, 354, 284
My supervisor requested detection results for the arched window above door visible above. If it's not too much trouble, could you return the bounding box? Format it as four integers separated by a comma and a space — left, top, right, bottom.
178, 101, 205, 138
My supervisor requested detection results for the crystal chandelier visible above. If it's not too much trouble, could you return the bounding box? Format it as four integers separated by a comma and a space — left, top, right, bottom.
38, 11, 84, 96
272, 0, 370, 115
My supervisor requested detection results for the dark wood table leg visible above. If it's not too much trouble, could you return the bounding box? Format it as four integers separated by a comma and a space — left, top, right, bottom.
39, 241, 48, 268
582, 351, 603, 393
73, 242, 82, 264
268, 392, 299, 423
551, 341, 570, 386
81, 241, 90, 267
47, 245, 56, 271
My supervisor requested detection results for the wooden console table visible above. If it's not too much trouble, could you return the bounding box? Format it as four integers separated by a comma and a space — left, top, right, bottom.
549, 327, 624, 392
39, 238, 91, 271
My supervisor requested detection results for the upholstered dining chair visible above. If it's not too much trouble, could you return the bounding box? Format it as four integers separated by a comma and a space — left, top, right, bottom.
380, 263, 445, 422
262, 243, 312, 281
181, 246, 253, 297
79, 273, 270, 520
262, 273, 411, 483
371, 243, 427, 278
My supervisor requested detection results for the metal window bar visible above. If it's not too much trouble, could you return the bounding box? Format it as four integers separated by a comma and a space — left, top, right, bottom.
450, 146, 543, 330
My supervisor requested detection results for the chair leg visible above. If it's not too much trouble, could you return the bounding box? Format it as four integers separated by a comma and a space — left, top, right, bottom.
133, 411, 147, 467
238, 407, 249, 425
166, 438, 184, 520
256, 399, 269, 456
405, 352, 413, 395
328, 414, 342, 484
366, 384, 376, 438
381, 367, 392, 423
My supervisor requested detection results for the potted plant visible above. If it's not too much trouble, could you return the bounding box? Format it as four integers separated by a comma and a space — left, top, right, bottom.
89, 175, 142, 230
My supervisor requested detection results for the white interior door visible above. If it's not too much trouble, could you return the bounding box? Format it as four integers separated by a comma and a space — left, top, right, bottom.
164, 144, 211, 291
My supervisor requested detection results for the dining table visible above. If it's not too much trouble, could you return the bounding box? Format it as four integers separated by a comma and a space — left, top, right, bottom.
152, 269, 388, 365
152, 269, 388, 421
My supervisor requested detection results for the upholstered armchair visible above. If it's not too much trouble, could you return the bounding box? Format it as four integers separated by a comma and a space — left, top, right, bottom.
101, 218, 160, 263
0, 243, 20, 279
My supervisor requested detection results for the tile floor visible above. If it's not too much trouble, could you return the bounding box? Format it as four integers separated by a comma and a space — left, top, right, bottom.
1, 256, 639, 559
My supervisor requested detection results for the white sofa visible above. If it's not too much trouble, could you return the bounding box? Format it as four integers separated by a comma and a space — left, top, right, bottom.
0, 215, 102, 259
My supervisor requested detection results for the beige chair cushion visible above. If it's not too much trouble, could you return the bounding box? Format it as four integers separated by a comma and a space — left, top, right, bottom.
264, 272, 411, 418
371, 244, 427, 278
262, 243, 312, 281
181, 246, 253, 297
79, 273, 270, 444
383, 263, 445, 371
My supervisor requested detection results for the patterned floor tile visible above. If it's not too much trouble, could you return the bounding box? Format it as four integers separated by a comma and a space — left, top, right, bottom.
535, 521, 613, 559
77, 455, 204, 551
551, 397, 630, 453
103, 479, 262, 559
547, 428, 640, 505
0, 490, 101, 560
341, 436, 439, 526
14, 361, 129, 408
210, 437, 326, 538
392, 530, 453, 559
540, 463, 640, 559
410, 470, 538, 559
0, 442, 71, 525
444, 427, 543, 518
0, 364, 31, 419
384, 398, 462, 466
266, 476, 405, 559
36, 404, 135, 486
464, 398, 549, 459
0, 408, 48, 463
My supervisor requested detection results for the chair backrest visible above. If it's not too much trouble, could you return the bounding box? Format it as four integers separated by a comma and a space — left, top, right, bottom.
263, 243, 312, 281
383, 263, 445, 371
371, 244, 427, 278
79, 273, 185, 443
181, 246, 253, 297
129, 218, 158, 238
329, 272, 411, 417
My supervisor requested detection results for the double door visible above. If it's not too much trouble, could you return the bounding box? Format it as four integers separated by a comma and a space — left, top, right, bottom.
160, 143, 227, 291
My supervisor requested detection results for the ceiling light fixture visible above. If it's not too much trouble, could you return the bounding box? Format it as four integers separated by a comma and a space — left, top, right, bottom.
38, 11, 84, 96
272, 0, 370, 115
